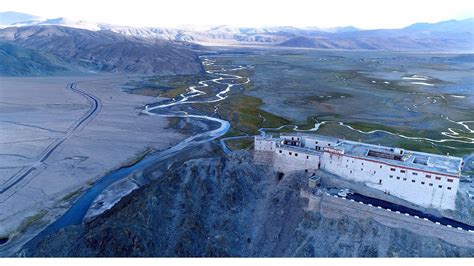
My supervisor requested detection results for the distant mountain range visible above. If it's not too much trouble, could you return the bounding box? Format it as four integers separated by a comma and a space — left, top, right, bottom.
0, 11, 472, 76
1, 11, 472, 52
0, 24, 203, 76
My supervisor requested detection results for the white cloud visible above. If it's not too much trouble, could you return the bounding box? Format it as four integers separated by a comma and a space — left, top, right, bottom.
1, 0, 473, 29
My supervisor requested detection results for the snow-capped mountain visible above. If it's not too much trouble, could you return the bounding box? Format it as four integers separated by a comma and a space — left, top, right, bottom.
0, 11, 472, 51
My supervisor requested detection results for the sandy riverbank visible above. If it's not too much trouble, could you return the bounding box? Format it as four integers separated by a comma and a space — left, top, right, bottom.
0, 75, 186, 255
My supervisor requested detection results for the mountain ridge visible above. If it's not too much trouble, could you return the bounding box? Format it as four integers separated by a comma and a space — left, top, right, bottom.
2, 11, 472, 51
0, 25, 204, 76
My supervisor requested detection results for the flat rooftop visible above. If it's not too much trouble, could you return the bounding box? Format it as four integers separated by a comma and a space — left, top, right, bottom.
276, 142, 323, 156
337, 139, 462, 175
259, 134, 463, 175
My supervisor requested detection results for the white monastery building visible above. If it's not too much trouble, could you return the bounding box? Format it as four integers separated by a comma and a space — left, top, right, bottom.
254, 134, 464, 210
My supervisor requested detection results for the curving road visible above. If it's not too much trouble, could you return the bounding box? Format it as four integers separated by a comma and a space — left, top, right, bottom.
328, 191, 474, 232
10, 55, 474, 254
0, 82, 102, 195
17, 56, 253, 251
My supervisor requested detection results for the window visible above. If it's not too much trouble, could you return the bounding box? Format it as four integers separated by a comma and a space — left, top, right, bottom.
439, 185, 443, 188
306, 156, 309, 159
400, 170, 406, 173
350, 170, 352, 174
279, 150, 282, 153
447, 179, 453, 183
390, 168, 396, 171
315, 141, 318, 144
396, 177, 400, 180
389, 175, 393, 178
448, 187, 452, 190
295, 153, 298, 157
380, 165, 382, 169
346, 165, 348, 168
435, 176, 441, 180
403, 178, 407, 181
373, 171, 376, 174
362, 162, 364, 166
412, 172, 418, 176
421, 181, 425, 185
411, 180, 416, 183
361, 168, 363, 171
429, 183, 433, 186
289, 152, 292, 155
425, 175, 431, 178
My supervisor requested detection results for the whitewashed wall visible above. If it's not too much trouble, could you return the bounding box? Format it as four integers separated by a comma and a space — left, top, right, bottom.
255, 136, 459, 210
254, 137, 276, 151
274, 146, 320, 173
320, 151, 459, 210
301, 136, 338, 150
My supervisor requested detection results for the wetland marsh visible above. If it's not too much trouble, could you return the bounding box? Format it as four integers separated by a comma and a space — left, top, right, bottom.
130, 49, 474, 162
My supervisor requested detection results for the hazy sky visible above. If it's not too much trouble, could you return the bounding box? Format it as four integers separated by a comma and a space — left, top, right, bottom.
2, 0, 473, 29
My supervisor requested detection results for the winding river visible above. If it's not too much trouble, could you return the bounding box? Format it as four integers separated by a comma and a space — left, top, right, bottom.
14, 54, 474, 252
20, 56, 252, 250
259, 118, 474, 146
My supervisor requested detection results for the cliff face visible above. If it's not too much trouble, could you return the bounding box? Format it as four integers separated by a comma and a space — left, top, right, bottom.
26, 151, 474, 257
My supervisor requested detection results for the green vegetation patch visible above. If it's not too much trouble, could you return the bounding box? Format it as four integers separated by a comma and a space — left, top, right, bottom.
286, 92, 353, 106
128, 74, 206, 98
121, 146, 154, 168
61, 188, 84, 202
347, 121, 472, 156
17, 210, 48, 233
218, 94, 290, 137
160, 87, 189, 99
347, 121, 445, 140
224, 138, 254, 151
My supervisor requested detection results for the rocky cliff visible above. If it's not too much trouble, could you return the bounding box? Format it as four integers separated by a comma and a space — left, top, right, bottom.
26, 151, 474, 257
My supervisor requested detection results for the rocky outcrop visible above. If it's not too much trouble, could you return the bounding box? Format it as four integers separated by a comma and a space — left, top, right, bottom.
286, 212, 473, 257
25, 151, 474, 257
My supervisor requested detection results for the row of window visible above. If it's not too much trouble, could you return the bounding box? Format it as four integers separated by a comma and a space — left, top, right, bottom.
338, 160, 455, 191
343, 164, 454, 183
343, 159, 450, 181
278, 150, 311, 160
388, 175, 452, 190
257, 143, 272, 150
279, 150, 299, 157
285, 151, 456, 187
335, 160, 456, 183
339, 166, 453, 191
336, 155, 457, 184
345, 165, 379, 175
389, 168, 454, 182
346, 159, 366, 165
316, 141, 331, 147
